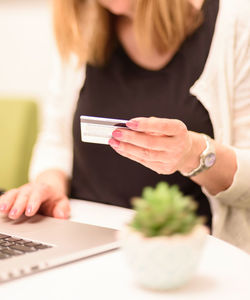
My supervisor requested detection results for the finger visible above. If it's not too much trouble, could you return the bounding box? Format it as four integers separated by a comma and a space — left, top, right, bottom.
112, 128, 179, 151
0, 189, 19, 214
25, 183, 53, 217
8, 185, 31, 219
109, 138, 169, 163
53, 198, 71, 219
115, 149, 173, 175
40, 197, 70, 219
126, 117, 187, 136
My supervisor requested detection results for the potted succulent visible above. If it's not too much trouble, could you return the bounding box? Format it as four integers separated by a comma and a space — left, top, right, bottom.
120, 181, 208, 291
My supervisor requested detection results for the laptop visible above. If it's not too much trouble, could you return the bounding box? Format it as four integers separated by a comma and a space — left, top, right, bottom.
0, 212, 119, 283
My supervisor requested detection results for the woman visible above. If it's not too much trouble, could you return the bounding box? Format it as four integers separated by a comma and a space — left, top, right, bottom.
0, 0, 249, 252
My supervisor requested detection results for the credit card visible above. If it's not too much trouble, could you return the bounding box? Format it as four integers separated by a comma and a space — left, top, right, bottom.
80, 116, 129, 145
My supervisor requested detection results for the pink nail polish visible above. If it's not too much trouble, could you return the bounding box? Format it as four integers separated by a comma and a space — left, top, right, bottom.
109, 138, 120, 148
126, 120, 139, 130
0, 204, 7, 211
112, 130, 123, 139
26, 205, 32, 215
9, 208, 17, 217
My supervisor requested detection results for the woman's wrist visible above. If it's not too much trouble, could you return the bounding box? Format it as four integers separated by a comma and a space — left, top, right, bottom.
178, 131, 207, 174
178, 132, 237, 195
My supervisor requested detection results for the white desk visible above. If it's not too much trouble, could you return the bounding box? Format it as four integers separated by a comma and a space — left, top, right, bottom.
1, 199, 250, 300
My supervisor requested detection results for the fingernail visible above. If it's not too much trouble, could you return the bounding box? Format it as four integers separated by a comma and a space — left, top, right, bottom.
126, 120, 139, 130
58, 211, 66, 218
26, 205, 32, 215
9, 208, 17, 217
0, 204, 7, 211
112, 130, 123, 139
109, 138, 120, 148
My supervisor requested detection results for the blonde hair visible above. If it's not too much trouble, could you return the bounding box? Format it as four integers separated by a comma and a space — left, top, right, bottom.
53, 0, 203, 66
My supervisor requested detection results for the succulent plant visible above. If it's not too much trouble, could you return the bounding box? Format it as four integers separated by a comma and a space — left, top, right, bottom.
129, 181, 205, 237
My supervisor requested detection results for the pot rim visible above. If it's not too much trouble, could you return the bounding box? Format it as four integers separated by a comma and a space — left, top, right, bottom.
119, 224, 209, 243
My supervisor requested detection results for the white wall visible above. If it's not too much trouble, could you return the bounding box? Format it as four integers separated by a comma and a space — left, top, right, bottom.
0, 0, 53, 102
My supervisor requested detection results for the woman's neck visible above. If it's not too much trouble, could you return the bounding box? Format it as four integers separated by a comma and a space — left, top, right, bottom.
190, 0, 205, 9
116, 17, 175, 70
115, 0, 205, 70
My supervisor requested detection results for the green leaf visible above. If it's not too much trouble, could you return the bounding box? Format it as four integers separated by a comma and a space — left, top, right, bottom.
129, 181, 205, 237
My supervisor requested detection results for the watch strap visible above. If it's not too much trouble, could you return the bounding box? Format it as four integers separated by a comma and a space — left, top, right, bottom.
180, 134, 215, 177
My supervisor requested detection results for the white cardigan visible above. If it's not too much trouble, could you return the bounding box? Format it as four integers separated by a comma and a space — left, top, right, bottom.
30, 0, 250, 253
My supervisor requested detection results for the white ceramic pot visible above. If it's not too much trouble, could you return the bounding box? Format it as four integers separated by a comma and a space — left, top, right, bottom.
119, 225, 208, 290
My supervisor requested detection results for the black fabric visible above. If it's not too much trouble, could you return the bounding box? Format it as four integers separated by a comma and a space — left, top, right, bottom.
70, 0, 219, 228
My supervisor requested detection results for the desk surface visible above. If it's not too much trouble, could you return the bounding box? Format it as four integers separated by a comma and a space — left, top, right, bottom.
1, 199, 250, 300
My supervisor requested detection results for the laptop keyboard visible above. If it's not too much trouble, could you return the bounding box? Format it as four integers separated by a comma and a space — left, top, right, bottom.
0, 233, 52, 260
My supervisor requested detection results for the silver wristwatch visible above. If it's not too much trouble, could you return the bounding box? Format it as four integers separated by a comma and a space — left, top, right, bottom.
181, 134, 216, 177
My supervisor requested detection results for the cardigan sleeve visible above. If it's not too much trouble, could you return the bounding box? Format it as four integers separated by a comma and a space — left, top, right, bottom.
29, 49, 85, 181
203, 14, 250, 209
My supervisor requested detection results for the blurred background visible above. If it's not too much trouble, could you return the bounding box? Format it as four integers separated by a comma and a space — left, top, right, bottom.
0, 0, 53, 190
0, 0, 53, 102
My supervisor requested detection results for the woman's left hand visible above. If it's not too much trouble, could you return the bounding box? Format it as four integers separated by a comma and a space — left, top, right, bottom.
109, 117, 201, 175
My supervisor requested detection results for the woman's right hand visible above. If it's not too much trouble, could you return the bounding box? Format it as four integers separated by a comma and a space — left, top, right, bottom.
0, 182, 70, 220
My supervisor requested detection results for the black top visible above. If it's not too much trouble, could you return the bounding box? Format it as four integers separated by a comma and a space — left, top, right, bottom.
70, 0, 219, 228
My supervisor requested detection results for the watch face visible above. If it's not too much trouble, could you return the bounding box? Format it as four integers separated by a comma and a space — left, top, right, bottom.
205, 153, 216, 168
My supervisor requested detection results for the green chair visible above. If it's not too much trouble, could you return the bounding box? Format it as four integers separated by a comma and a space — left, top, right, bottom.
0, 99, 38, 191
